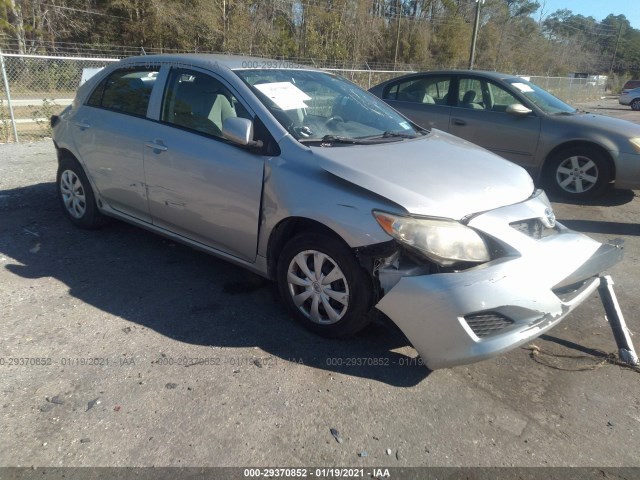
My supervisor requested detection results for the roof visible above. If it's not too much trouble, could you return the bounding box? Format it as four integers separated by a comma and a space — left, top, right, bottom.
117, 53, 319, 71
408, 70, 521, 81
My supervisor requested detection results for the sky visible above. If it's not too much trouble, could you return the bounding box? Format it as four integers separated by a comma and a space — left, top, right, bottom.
535, 1, 638, 30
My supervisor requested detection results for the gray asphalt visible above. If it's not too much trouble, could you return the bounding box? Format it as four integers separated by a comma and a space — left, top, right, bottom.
0, 98, 639, 468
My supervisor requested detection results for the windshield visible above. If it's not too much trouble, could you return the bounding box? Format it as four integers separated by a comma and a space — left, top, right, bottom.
234, 69, 424, 143
507, 78, 576, 115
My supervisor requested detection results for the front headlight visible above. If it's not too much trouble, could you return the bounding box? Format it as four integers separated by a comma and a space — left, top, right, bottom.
629, 138, 640, 154
373, 211, 490, 266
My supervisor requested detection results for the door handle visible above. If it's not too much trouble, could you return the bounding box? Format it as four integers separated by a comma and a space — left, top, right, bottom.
145, 141, 168, 152
73, 121, 91, 129
452, 118, 467, 126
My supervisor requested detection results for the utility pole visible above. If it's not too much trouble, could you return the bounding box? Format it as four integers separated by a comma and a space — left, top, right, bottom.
608, 23, 623, 78
394, 0, 402, 70
468, 0, 483, 70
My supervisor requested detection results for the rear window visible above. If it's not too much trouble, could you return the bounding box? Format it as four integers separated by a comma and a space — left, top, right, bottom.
87, 67, 159, 117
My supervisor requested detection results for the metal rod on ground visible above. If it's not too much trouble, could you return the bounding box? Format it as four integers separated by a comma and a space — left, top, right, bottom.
599, 275, 639, 366
0, 48, 19, 143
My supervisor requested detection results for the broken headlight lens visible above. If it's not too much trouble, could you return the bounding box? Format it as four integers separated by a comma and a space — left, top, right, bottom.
373, 211, 490, 266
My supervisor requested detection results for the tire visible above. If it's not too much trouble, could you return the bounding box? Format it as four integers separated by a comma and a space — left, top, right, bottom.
56, 156, 106, 228
277, 233, 374, 338
631, 99, 640, 111
543, 147, 611, 200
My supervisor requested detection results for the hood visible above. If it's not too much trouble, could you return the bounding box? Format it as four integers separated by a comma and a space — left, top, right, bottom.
313, 130, 534, 220
555, 111, 640, 139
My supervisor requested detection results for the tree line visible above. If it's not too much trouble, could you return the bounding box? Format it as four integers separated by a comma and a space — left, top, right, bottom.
1, 0, 639, 78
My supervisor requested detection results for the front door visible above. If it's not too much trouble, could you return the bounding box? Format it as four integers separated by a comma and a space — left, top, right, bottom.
143, 67, 265, 262
449, 76, 541, 170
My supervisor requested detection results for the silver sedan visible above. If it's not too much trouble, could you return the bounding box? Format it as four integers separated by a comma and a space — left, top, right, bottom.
620, 87, 640, 111
370, 71, 640, 200
51, 55, 621, 369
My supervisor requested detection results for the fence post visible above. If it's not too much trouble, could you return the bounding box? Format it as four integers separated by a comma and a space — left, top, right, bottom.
0, 49, 19, 143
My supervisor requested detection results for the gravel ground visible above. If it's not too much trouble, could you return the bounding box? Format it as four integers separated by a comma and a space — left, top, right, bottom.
0, 97, 639, 470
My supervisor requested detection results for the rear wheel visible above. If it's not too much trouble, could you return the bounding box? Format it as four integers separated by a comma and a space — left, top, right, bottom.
57, 157, 106, 228
631, 99, 640, 111
277, 233, 374, 338
544, 147, 611, 200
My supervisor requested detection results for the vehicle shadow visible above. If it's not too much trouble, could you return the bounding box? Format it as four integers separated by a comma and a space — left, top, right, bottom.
540, 334, 610, 359
547, 187, 636, 207
558, 219, 640, 237
0, 182, 429, 387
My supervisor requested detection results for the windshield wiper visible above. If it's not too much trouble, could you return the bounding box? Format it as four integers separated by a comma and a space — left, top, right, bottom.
299, 135, 374, 145
359, 130, 419, 140
381, 130, 418, 138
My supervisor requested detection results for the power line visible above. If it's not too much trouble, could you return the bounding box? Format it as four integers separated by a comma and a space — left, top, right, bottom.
40, 3, 129, 20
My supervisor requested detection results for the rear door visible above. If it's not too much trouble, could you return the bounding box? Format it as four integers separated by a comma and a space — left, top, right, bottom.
381, 75, 453, 131
449, 75, 541, 170
72, 65, 160, 222
142, 67, 265, 262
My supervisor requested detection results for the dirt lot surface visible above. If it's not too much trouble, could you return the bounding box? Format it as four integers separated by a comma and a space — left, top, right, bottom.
1, 97, 639, 470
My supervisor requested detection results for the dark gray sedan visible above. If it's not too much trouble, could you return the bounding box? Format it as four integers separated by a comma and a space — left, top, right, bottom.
370, 71, 640, 200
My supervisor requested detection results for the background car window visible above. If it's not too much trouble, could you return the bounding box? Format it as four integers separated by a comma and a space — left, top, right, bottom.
87, 67, 158, 116
162, 69, 250, 138
458, 78, 485, 110
486, 82, 519, 112
385, 77, 450, 105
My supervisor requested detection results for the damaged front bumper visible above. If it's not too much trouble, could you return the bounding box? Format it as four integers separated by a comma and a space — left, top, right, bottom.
375, 191, 623, 370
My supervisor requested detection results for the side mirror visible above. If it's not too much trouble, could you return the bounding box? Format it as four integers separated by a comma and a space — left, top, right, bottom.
222, 117, 263, 148
506, 103, 532, 116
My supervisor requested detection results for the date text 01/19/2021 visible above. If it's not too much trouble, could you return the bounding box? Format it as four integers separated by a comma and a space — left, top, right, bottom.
243, 468, 391, 477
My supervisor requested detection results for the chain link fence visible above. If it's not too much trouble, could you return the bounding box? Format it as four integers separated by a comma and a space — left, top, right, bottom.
0, 53, 119, 143
527, 75, 607, 104
0, 51, 608, 143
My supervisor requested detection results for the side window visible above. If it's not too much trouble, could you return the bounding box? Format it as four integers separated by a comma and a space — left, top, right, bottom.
86, 67, 159, 116
486, 82, 520, 112
424, 78, 450, 103
458, 78, 485, 110
161, 68, 251, 138
384, 77, 450, 105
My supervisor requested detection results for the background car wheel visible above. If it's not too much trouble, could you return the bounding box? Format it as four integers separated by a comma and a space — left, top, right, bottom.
277, 233, 374, 338
544, 147, 611, 200
631, 99, 640, 111
57, 157, 106, 228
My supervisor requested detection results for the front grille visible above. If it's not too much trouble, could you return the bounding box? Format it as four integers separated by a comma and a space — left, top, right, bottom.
464, 312, 514, 338
510, 218, 557, 240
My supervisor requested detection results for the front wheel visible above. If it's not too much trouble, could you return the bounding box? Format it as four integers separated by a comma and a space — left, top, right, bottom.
631, 99, 640, 111
277, 233, 374, 338
543, 147, 611, 200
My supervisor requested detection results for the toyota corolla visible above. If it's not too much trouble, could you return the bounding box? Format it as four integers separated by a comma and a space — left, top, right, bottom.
51, 55, 622, 369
